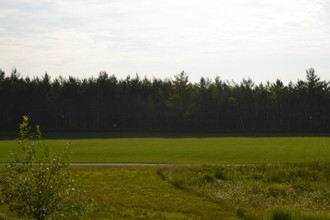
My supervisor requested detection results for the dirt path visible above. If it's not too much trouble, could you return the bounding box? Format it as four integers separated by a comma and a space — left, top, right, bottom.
69, 162, 196, 167
1, 162, 260, 167
0, 162, 196, 167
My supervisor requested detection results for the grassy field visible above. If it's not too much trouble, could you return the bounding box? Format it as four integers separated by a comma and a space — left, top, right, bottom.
1, 135, 330, 219
157, 163, 330, 219
2, 164, 330, 220
78, 166, 232, 219
0, 136, 329, 163
0, 166, 235, 219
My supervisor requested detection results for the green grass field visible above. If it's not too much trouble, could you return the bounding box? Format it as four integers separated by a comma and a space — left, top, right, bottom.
0, 136, 329, 163
2, 165, 330, 220
1, 135, 330, 219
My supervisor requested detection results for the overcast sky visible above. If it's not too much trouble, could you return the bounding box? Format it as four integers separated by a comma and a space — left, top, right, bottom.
1, 0, 330, 83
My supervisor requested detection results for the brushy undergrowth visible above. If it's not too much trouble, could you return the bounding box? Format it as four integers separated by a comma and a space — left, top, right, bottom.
158, 163, 330, 219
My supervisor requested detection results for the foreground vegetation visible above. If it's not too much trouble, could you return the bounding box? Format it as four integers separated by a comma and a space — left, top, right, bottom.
0, 117, 89, 220
0, 166, 230, 219
1, 136, 329, 163
158, 163, 330, 219
1, 133, 329, 219
2, 164, 330, 219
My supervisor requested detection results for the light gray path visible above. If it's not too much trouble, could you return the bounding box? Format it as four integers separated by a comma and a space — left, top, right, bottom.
0, 162, 196, 167
0, 162, 258, 167
69, 162, 196, 167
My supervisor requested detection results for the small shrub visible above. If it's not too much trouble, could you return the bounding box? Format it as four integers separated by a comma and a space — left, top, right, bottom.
203, 174, 215, 183
271, 208, 292, 220
172, 178, 188, 189
156, 169, 166, 180
215, 169, 227, 180
251, 173, 264, 181
0, 213, 6, 220
268, 171, 285, 183
267, 184, 290, 198
236, 207, 247, 218
0, 116, 89, 220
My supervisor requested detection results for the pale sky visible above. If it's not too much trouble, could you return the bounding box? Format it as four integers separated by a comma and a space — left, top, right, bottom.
1, 0, 330, 83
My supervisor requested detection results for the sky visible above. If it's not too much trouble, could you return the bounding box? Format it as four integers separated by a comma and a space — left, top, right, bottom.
1, 0, 330, 84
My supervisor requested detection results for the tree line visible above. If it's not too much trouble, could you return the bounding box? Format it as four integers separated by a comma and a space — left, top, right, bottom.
0, 68, 329, 132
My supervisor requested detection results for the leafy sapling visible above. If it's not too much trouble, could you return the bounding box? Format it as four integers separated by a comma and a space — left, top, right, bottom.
0, 116, 89, 220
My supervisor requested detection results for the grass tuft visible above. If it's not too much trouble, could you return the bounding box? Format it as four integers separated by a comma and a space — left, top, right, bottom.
271, 208, 292, 220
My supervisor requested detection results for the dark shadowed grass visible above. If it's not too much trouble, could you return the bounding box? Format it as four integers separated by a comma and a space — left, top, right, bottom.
0, 137, 330, 163
268, 207, 330, 220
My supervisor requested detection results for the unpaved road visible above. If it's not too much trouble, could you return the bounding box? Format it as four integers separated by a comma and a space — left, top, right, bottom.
0, 162, 256, 167
71, 162, 196, 167
0, 162, 196, 167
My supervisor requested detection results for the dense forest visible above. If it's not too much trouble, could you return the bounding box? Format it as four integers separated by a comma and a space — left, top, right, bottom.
0, 68, 329, 132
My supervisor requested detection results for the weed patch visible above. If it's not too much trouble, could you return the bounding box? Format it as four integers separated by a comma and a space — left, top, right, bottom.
158, 163, 330, 219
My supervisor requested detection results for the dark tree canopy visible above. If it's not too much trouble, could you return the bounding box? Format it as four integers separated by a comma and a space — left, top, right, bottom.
0, 68, 329, 132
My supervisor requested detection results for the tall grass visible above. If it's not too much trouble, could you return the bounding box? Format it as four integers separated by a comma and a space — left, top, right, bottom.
158, 163, 330, 219
269, 207, 330, 220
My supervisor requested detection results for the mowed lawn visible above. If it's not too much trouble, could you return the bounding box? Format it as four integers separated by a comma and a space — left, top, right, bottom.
0, 136, 329, 163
